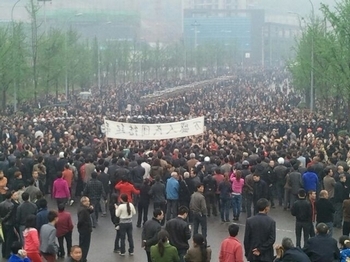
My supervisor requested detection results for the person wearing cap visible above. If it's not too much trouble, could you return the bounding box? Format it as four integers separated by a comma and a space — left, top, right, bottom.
273, 157, 288, 207
291, 189, 312, 248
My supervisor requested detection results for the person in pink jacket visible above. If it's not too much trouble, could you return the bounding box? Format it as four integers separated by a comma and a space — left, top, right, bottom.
230, 170, 245, 221
52, 172, 70, 207
23, 215, 42, 262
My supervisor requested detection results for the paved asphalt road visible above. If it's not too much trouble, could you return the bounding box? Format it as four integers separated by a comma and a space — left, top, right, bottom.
2, 200, 343, 262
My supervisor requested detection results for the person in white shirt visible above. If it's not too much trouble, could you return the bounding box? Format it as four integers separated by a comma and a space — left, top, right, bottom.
115, 193, 136, 256
141, 159, 151, 179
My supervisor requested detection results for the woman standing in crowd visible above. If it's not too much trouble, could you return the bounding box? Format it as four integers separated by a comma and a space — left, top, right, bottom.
115, 193, 136, 256
230, 170, 244, 221
184, 233, 212, 262
52, 172, 70, 207
23, 215, 41, 262
218, 174, 232, 222
150, 230, 179, 262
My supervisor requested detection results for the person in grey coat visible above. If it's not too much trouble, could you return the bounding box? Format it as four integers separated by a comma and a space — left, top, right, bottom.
288, 164, 303, 208
40, 210, 59, 262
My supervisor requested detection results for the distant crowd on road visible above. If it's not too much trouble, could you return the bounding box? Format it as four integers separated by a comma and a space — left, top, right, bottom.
0, 68, 350, 261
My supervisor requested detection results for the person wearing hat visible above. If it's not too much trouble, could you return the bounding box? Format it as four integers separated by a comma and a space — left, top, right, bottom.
291, 189, 312, 248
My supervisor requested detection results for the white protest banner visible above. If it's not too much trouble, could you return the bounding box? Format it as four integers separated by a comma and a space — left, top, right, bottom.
104, 117, 205, 140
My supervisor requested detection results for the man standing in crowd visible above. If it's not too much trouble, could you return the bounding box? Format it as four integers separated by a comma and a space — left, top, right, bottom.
142, 208, 163, 262
166, 172, 179, 221
96, 165, 110, 216
16, 192, 37, 242
288, 163, 302, 208
244, 198, 276, 262
343, 195, 350, 236
83, 172, 105, 228
323, 167, 335, 202
165, 206, 191, 262
62, 164, 74, 206
307, 190, 317, 237
252, 173, 268, 215
243, 169, 254, 218
315, 190, 335, 236
219, 223, 243, 262
334, 174, 348, 228
149, 175, 166, 225
40, 210, 59, 262
77, 196, 93, 262
303, 223, 339, 262
203, 171, 218, 217
189, 183, 207, 239
302, 167, 319, 195
25, 178, 41, 203
36, 198, 49, 232
56, 204, 73, 258
0, 191, 15, 259
291, 189, 312, 248
274, 158, 288, 207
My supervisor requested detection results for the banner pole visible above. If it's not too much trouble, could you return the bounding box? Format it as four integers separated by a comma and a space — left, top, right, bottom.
104, 117, 109, 152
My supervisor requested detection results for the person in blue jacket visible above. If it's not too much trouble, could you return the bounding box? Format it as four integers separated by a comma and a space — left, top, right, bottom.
339, 235, 350, 262
302, 166, 319, 193
8, 242, 31, 262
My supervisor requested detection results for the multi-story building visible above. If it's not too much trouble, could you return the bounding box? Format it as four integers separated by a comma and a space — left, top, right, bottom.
186, 0, 247, 9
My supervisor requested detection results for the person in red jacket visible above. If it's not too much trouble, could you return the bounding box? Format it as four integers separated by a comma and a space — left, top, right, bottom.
219, 223, 243, 262
23, 215, 42, 262
115, 177, 140, 203
56, 203, 74, 258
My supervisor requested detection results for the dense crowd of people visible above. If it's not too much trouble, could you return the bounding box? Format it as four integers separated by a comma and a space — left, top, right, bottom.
0, 68, 350, 262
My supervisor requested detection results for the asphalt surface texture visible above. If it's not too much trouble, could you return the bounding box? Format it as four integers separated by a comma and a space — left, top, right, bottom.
3, 199, 343, 262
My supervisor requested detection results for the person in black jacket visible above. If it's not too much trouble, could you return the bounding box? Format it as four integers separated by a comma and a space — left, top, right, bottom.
244, 198, 276, 262
274, 237, 311, 262
291, 189, 312, 248
203, 173, 217, 217
315, 190, 335, 236
303, 223, 339, 262
141, 208, 163, 262
165, 206, 191, 262
252, 173, 268, 215
131, 159, 145, 188
149, 176, 166, 226
178, 173, 191, 209
137, 179, 151, 228
77, 196, 93, 262
109, 193, 121, 253
333, 174, 349, 228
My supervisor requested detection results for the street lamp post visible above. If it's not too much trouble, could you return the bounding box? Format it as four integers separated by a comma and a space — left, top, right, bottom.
308, 0, 315, 112
191, 21, 200, 50
11, 0, 21, 112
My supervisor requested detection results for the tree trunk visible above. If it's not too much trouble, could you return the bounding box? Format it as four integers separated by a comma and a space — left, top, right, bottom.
2, 88, 6, 112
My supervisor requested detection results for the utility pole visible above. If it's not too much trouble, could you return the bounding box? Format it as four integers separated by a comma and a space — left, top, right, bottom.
11, 0, 21, 112
191, 20, 200, 50
309, 0, 315, 112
